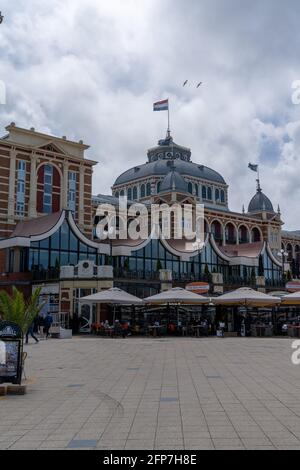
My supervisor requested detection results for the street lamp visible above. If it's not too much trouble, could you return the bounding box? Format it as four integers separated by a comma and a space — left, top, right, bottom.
107, 226, 115, 266
0, 12, 4, 24
277, 248, 288, 279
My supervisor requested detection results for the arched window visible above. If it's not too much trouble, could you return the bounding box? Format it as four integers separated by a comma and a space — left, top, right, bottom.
133, 186, 138, 200
202, 186, 207, 199
127, 188, 132, 200
146, 182, 151, 196
211, 220, 223, 243
251, 227, 261, 242
220, 190, 225, 203
120, 190, 125, 197
225, 223, 237, 245
37, 164, 60, 214
188, 182, 193, 194
207, 187, 212, 200
239, 225, 249, 244
157, 181, 161, 194
140, 184, 146, 198
215, 189, 220, 201
195, 184, 199, 197
287, 244, 293, 262
114, 192, 119, 199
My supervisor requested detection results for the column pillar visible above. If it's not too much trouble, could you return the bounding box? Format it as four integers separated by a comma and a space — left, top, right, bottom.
78, 165, 85, 228
28, 153, 37, 218
7, 148, 16, 222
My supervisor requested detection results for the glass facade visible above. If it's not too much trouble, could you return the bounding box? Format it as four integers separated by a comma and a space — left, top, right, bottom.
262, 250, 281, 281
112, 238, 282, 287
113, 239, 230, 280
28, 221, 101, 271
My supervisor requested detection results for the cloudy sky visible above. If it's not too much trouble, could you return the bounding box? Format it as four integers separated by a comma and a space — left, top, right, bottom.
0, 0, 300, 229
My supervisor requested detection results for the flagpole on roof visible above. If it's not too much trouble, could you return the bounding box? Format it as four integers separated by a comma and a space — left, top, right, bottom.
257, 165, 261, 191
167, 98, 170, 137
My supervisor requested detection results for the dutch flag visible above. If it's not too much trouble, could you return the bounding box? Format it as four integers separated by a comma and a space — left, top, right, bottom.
153, 99, 169, 111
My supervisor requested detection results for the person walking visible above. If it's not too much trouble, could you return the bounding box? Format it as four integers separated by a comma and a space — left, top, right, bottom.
26, 321, 39, 344
44, 313, 53, 339
37, 315, 45, 338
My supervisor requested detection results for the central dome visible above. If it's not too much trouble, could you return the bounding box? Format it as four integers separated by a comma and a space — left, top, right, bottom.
113, 135, 226, 187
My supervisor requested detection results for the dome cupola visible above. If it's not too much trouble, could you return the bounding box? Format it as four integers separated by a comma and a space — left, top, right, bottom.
248, 182, 274, 213
159, 168, 189, 195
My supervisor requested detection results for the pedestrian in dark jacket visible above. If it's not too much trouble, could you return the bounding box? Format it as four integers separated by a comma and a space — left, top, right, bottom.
26, 321, 39, 344
44, 314, 53, 339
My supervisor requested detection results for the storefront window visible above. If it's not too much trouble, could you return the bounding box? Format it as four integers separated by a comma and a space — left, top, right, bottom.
39, 250, 49, 269
28, 220, 99, 273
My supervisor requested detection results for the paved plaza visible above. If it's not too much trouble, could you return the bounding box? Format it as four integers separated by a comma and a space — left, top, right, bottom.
1, 336, 300, 450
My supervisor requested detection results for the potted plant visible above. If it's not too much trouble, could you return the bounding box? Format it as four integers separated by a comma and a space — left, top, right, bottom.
0, 287, 45, 335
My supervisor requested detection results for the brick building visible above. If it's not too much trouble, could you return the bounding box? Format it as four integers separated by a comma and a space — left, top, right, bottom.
0, 123, 97, 247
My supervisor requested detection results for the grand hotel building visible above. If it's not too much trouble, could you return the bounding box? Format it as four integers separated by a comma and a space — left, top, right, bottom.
0, 123, 299, 322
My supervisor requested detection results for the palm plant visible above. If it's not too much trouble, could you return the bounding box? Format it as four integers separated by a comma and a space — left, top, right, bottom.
0, 287, 45, 334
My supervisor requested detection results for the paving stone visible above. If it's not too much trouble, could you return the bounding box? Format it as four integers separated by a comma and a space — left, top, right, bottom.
0, 336, 299, 451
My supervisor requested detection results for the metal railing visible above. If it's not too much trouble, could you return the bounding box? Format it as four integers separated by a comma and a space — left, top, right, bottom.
114, 269, 160, 281
32, 268, 60, 282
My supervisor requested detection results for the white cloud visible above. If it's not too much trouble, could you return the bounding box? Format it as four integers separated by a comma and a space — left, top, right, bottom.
0, 0, 300, 228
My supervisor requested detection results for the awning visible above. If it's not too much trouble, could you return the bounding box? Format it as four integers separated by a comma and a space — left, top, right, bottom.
281, 291, 300, 305
212, 287, 281, 307
79, 287, 143, 305
144, 287, 209, 305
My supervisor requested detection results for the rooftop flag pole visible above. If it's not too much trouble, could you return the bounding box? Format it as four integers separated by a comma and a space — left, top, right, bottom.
153, 99, 170, 137
167, 98, 170, 138
248, 163, 261, 191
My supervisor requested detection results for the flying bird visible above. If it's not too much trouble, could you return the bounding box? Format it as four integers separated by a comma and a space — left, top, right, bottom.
183, 80, 188, 87
196, 82, 203, 88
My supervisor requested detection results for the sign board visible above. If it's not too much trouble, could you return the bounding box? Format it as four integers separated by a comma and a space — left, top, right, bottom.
0, 321, 23, 385
286, 281, 300, 293
186, 282, 210, 295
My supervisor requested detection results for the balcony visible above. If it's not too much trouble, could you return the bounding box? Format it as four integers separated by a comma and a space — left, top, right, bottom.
32, 268, 60, 282
114, 269, 160, 281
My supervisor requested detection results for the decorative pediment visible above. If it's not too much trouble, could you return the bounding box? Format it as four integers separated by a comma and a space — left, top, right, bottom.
38, 141, 66, 154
